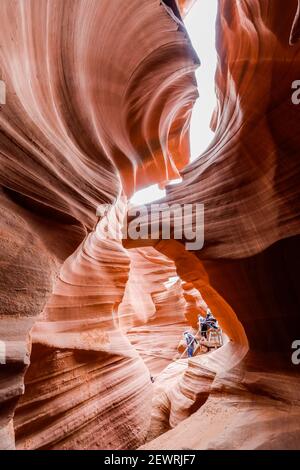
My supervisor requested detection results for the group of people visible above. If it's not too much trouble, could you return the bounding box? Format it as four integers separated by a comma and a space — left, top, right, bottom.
184, 308, 219, 358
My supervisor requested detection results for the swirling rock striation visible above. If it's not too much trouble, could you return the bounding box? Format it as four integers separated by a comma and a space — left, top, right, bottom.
0, 0, 300, 451
138, 0, 300, 450
0, 0, 197, 449
119, 247, 190, 376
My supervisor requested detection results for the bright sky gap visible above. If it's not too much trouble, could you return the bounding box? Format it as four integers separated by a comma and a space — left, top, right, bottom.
130, 0, 218, 206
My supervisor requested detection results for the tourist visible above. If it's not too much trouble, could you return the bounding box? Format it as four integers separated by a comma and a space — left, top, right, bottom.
198, 308, 218, 338
206, 308, 218, 329
198, 314, 207, 337
184, 331, 198, 358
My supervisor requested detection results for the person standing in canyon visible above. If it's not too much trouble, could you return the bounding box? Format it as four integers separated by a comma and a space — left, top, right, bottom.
184, 331, 198, 357
199, 308, 218, 338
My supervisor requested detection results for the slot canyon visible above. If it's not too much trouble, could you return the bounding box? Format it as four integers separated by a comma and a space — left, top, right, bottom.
0, 0, 300, 451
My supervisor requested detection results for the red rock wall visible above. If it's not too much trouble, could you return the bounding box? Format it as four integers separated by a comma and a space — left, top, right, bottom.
138, 0, 300, 449
13, 200, 152, 449
119, 247, 190, 376
1, 0, 300, 451
0, 0, 197, 449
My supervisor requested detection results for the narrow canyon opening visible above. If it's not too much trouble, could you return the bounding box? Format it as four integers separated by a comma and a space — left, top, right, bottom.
130, 0, 218, 206
1, 0, 300, 452
12, 1, 235, 449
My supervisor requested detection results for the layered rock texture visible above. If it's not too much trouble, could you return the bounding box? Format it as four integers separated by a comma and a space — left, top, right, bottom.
1, 0, 300, 450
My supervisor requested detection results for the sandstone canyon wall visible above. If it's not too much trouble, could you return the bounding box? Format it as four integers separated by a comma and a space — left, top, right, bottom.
139, 0, 300, 449
0, 0, 197, 449
0, 0, 300, 451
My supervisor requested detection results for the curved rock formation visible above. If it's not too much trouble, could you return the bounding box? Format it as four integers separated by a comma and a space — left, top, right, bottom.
13, 200, 152, 450
1, 0, 300, 451
0, 0, 198, 450
0, 191, 56, 449
136, 0, 300, 450
119, 247, 189, 376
